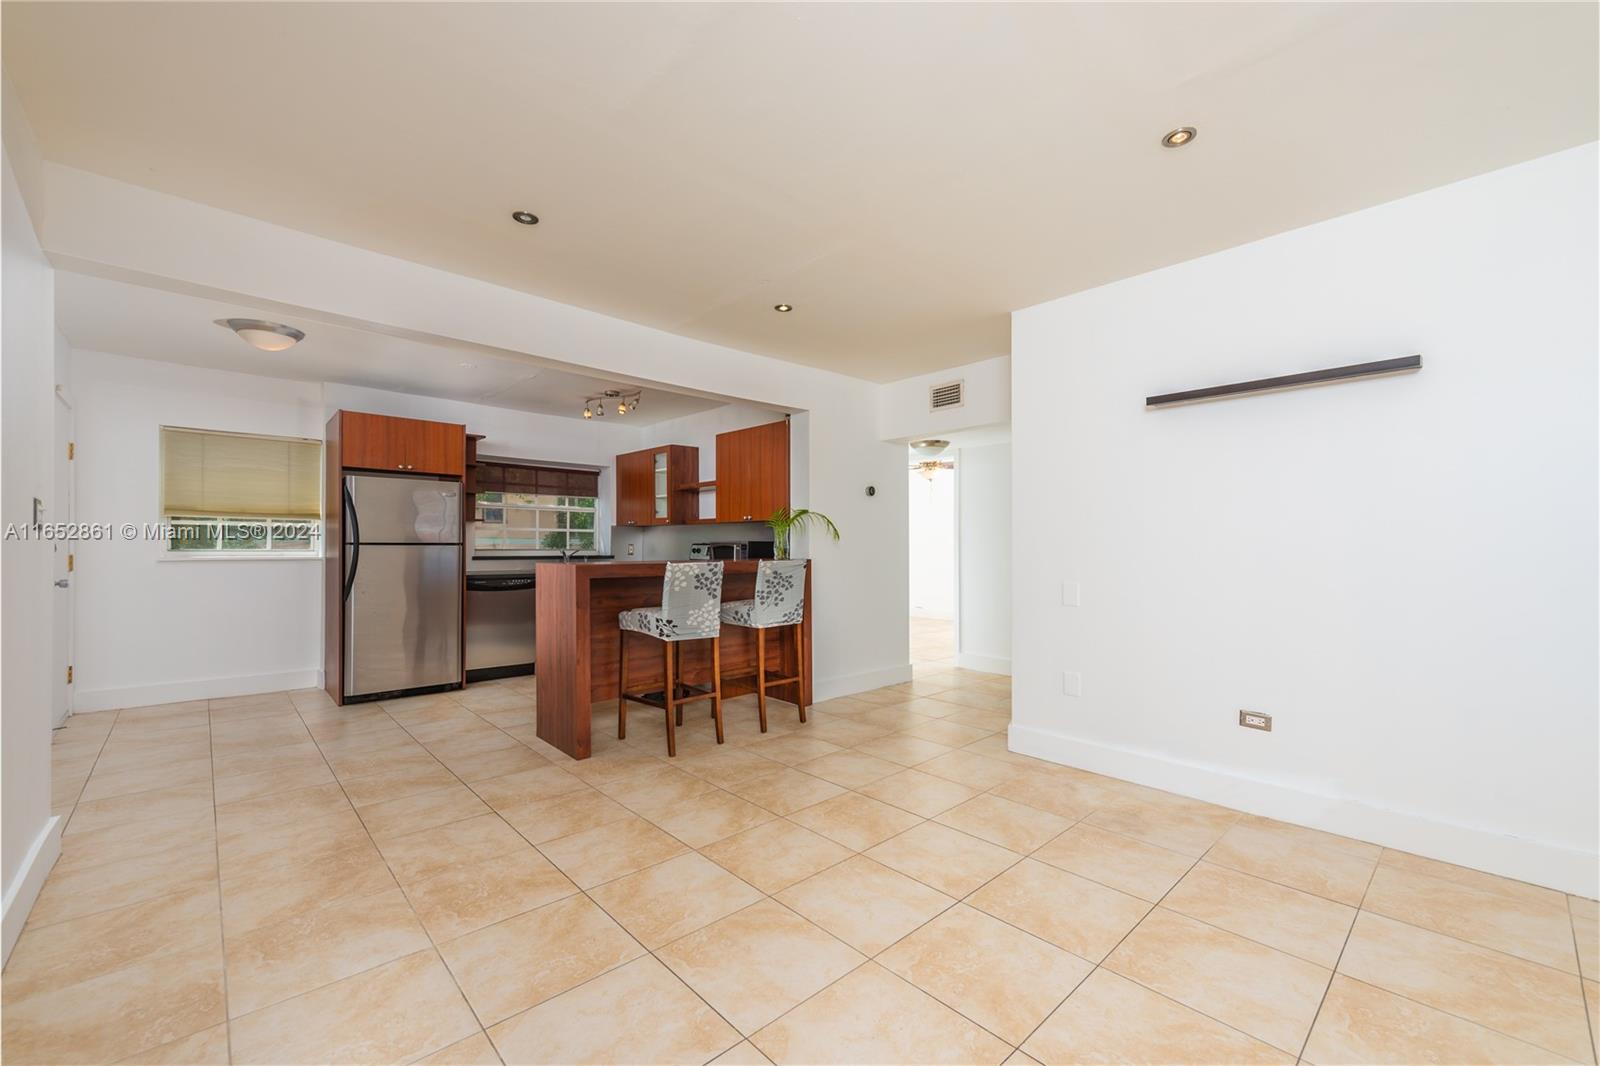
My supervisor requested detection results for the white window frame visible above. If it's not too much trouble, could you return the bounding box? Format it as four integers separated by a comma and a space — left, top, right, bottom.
162, 515, 322, 559
474, 491, 599, 554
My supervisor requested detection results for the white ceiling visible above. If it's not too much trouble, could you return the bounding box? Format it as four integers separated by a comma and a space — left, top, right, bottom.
54, 272, 735, 425
6, 3, 1596, 382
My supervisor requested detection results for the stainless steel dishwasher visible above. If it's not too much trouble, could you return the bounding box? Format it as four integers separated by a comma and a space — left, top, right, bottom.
464, 568, 536, 682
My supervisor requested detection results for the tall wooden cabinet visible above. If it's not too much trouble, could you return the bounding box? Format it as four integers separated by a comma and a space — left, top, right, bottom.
715, 420, 790, 523
615, 445, 698, 526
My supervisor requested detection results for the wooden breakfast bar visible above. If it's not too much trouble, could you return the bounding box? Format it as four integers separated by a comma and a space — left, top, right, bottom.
534, 560, 812, 759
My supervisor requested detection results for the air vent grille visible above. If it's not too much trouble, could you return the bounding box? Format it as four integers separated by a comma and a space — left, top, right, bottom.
929, 380, 964, 411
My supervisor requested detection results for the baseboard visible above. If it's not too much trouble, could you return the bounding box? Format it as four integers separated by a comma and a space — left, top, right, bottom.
2, 815, 62, 964
955, 652, 1011, 676
814, 663, 914, 704
73, 669, 323, 713
1009, 722, 1599, 899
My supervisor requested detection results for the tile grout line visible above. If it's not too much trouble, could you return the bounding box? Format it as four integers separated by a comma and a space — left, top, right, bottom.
214, 695, 477, 1056
51, 707, 121, 835
1326, 912, 1593, 1063
201, 698, 237, 1066
1292, 844, 1381, 1063
333, 694, 504, 1059
1568, 894, 1598, 1065
1006, 817, 1217, 1057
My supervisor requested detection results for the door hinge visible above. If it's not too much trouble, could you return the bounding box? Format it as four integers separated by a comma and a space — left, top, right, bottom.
67, 441, 75, 460
66, 665, 73, 684
67, 553, 74, 572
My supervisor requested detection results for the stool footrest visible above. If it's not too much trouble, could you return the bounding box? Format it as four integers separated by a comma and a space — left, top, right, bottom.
621, 684, 718, 712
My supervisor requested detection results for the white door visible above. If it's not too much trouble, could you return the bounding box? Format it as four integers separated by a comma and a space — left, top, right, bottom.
52, 386, 75, 727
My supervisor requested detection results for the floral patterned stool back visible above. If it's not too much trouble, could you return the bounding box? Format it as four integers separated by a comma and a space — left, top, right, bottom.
617, 561, 725, 756
717, 559, 809, 732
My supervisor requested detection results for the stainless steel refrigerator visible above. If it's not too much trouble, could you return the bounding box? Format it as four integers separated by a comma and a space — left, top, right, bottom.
342, 472, 462, 700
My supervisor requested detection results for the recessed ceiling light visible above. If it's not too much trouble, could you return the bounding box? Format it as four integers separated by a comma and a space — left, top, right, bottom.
217, 318, 305, 352
511, 210, 539, 225
774, 304, 793, 313
1161, 127, 1197, 148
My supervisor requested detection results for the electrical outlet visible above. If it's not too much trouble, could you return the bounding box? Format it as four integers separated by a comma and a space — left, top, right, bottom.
626, 543, 636, 556
1062, 672, 1081, 697
1239, 710, 1271, 732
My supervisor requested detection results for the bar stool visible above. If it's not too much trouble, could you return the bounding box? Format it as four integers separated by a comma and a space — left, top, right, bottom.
719, 559, 808, 732
617, 561, 725, 757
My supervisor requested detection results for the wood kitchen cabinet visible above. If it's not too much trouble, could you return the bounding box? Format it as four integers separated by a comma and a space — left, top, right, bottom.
339, 411, 466, 476
715, 419, 789, 523
615, 445, 698, 526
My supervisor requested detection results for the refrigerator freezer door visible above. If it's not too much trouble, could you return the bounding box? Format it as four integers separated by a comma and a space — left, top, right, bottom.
345, 473, 461, 545
345, 543, 462, 697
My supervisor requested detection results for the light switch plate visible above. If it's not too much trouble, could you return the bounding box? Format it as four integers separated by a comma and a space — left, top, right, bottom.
1062, 672, 1082, 697
1061, 580, 1080, 606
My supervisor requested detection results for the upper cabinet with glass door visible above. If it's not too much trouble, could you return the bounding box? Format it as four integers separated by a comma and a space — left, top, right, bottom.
616, 445, 698, 526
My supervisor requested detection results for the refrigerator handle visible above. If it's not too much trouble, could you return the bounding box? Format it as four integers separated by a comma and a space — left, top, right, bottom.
343, 480, 360, 602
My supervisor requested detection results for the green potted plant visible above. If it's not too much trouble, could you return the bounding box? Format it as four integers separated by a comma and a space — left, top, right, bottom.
766, 507, 840, 560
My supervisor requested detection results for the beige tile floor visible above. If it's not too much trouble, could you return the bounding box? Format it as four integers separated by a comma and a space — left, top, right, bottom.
910, 616, 955, 666
6, 664, 1598, 1065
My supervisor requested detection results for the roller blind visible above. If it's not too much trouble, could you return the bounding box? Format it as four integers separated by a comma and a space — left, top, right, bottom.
161, 427, 322, 518
480, 462, 598, 497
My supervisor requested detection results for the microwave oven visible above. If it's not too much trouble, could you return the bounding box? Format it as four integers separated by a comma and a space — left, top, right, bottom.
689, 542, 745, 560
687, 541, 777, 561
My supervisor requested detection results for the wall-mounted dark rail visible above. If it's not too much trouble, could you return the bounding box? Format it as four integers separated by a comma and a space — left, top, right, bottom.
1146, 355, 1422, 408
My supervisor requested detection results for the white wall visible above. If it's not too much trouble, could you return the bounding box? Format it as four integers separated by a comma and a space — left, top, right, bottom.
1, 144, 62, 959
955, 442, 1011, 674
70, 350, 326, 711
908, 465, 955, 618
878, 355, 1010, 442
1010, 144, 1599, 896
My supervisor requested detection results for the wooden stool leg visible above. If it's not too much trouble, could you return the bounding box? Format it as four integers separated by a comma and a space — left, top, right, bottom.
674, 643, 684, 727
755, 627, 769, 733
795, 621, 807, 723
662, 639, 677, 757
617, 629, 628, 739
711, 636, 725, 744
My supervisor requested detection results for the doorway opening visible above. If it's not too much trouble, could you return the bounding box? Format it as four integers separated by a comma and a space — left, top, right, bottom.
907, 444, 956, 666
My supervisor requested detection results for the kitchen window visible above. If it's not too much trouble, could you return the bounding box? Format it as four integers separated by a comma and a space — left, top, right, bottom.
160, 426, 322, 555
472, 462, 600, 554
474, 492, 598, 552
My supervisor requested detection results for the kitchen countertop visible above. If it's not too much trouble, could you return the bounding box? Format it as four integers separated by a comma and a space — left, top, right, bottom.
471, 553, 614, 561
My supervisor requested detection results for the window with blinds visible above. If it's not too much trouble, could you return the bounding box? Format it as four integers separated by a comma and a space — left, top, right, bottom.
472, 462, 600, 554
160, 427, 322, 553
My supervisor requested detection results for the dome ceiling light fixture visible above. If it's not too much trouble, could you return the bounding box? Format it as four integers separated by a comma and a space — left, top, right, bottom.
511, 210, 540, 225
773, 304, 793, 313
582, 387, 642, 420
908, 439, 953, 480
1161, 126, 1198, 148
216, 318, 305, 352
